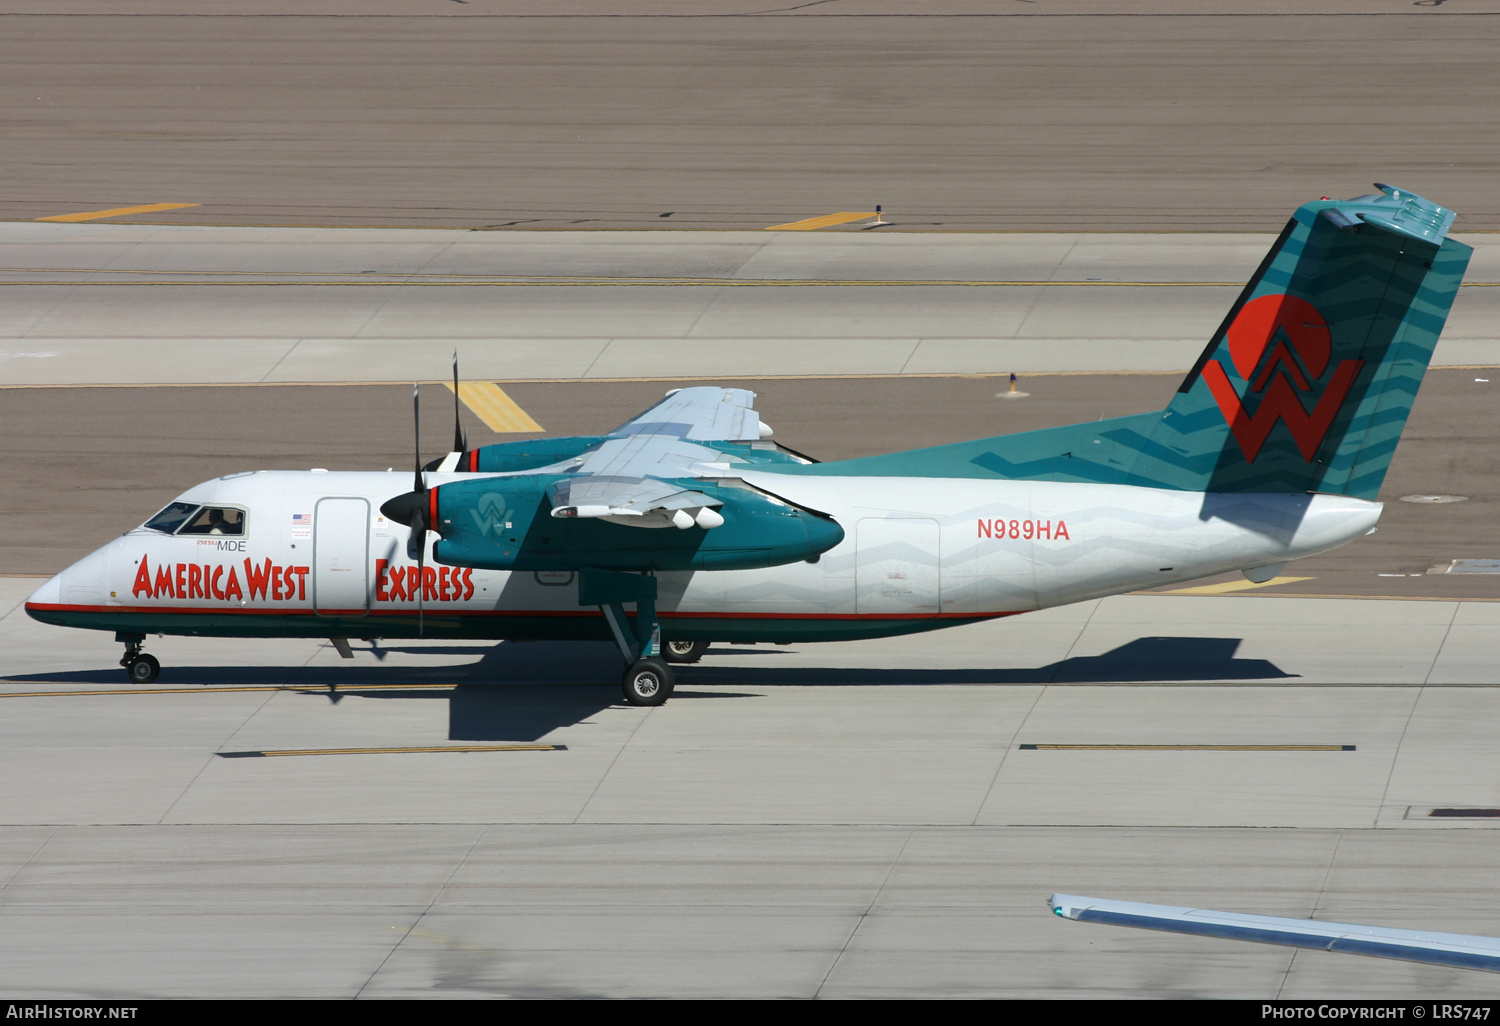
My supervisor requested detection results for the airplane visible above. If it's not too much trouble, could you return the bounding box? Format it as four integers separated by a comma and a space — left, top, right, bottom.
24, 184, 1471, 706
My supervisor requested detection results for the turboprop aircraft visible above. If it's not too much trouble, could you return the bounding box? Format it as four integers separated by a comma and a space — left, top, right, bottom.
25, 185, 1471, 706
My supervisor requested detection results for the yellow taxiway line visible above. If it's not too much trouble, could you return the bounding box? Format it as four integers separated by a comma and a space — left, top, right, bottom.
0, 682, 459, 699
765, 211, 877, 231
219, 743, 560, 758
35, 203, 200, 223
1161, 575, 1313, 596
446, 380, 544, 433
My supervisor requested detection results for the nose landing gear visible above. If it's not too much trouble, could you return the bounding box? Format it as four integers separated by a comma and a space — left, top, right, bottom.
117, 632, 160, 684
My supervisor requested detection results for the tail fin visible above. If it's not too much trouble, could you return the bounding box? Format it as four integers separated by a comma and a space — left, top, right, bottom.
1156, 184, 1470, 497
795, 186, 1470, 497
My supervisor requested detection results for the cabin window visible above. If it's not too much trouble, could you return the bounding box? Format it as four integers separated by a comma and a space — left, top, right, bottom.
177, 506, 246, 536
142, 502, 200, 535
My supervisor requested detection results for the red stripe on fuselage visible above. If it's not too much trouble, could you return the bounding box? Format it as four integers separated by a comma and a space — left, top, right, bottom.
25, 601, 1024, 622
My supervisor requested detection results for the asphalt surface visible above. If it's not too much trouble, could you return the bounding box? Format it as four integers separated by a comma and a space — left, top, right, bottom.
5, 2, 1500, 230
7, 370, 1496, 600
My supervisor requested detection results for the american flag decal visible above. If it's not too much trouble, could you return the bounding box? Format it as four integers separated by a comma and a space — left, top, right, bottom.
291, 513, 312, 526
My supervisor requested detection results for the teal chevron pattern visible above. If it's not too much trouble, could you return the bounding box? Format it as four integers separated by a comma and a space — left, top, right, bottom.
785, 187, 1471, 499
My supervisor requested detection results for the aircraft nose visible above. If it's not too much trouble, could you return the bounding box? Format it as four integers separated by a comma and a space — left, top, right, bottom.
24, 570, 64, 620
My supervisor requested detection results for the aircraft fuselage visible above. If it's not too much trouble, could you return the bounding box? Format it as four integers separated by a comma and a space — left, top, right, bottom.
25, 468, 1380, 645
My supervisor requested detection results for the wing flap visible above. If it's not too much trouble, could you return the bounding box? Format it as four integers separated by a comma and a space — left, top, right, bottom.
547, 476, 721, 529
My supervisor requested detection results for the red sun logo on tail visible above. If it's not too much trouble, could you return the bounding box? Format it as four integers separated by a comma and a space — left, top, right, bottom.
1201, 294, 1364, 462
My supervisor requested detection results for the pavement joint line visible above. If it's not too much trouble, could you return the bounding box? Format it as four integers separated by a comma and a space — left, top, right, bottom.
1018, 744, 1356, 751
9, 274, 1496, 287
218, 744, 562, 758
33, 203, 199, 224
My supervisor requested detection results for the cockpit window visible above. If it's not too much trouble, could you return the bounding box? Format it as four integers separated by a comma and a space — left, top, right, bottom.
143, 502, 200, 535
177, 506, 246, 536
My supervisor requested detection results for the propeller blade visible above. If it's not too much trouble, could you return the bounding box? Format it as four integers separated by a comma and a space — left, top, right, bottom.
452, 350, 468, 455
414, 503, 426, 637
412, 383, 424, 495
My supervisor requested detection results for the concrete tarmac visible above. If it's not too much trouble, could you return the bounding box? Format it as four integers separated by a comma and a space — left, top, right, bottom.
2, 224, 1499, 385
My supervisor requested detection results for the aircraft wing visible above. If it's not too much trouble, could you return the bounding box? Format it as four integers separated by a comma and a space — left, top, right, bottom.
608, 386, 770, 442
1050, 894, 1500, 974
538, 387, 770, 526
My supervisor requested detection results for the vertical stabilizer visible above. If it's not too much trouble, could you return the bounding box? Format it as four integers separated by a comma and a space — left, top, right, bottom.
1158, 185, 1470, 497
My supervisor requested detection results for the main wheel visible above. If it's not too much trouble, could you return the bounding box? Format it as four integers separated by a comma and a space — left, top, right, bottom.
621, 657, 674, 706
663, 639, 708, 664
126, 654, 160, 684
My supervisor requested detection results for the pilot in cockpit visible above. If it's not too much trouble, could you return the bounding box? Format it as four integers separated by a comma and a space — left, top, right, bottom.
179, 507, 244, 536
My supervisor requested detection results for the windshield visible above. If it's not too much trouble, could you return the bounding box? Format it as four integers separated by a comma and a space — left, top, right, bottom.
177, 507, 245, 536
142, 502, 200, 535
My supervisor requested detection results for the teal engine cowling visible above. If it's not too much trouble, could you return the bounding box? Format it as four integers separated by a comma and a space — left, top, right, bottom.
429, 437, 610, 474
424, 475, 843, 572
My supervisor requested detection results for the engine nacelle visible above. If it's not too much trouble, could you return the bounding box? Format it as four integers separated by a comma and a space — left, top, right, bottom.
425, 475, 844, 572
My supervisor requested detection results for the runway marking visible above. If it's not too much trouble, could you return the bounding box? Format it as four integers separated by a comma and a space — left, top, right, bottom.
1019, 744, 1356, 751
0, 682, 460, 699
218, 743, 561, 758
445, 380, 544, 433
765, 212, 877, 231
34, 203, 200, 223
1160, 575, 1313, 596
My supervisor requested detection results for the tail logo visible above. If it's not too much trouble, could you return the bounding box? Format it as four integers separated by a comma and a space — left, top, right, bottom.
1202, 294, 1364, 462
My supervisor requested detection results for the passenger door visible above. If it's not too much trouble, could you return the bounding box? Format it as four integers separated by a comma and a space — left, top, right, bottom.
313, 497, 370, 616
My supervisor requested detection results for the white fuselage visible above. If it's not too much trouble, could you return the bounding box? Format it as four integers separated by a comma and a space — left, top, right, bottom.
25, 468, 1380, 639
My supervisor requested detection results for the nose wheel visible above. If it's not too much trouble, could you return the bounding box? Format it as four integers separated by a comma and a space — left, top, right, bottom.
118, 633, 160, 684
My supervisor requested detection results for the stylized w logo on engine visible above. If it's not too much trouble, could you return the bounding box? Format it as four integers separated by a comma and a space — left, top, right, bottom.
1202, 294, 1363, 463
469, 492, 511, 536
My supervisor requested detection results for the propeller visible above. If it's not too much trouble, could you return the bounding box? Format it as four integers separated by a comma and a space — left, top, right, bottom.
379, 383, 432, 634
452, 350, 468, 456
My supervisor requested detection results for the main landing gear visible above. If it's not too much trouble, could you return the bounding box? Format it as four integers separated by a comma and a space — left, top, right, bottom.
621, 656, 673, 706
663, 639, 709, 664
117, 632, 160, 684
579, 568, 677, 706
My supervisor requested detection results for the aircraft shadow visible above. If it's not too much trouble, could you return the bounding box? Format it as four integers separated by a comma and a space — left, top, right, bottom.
5, 637, 1293, 742
689, 637, 1298, 686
